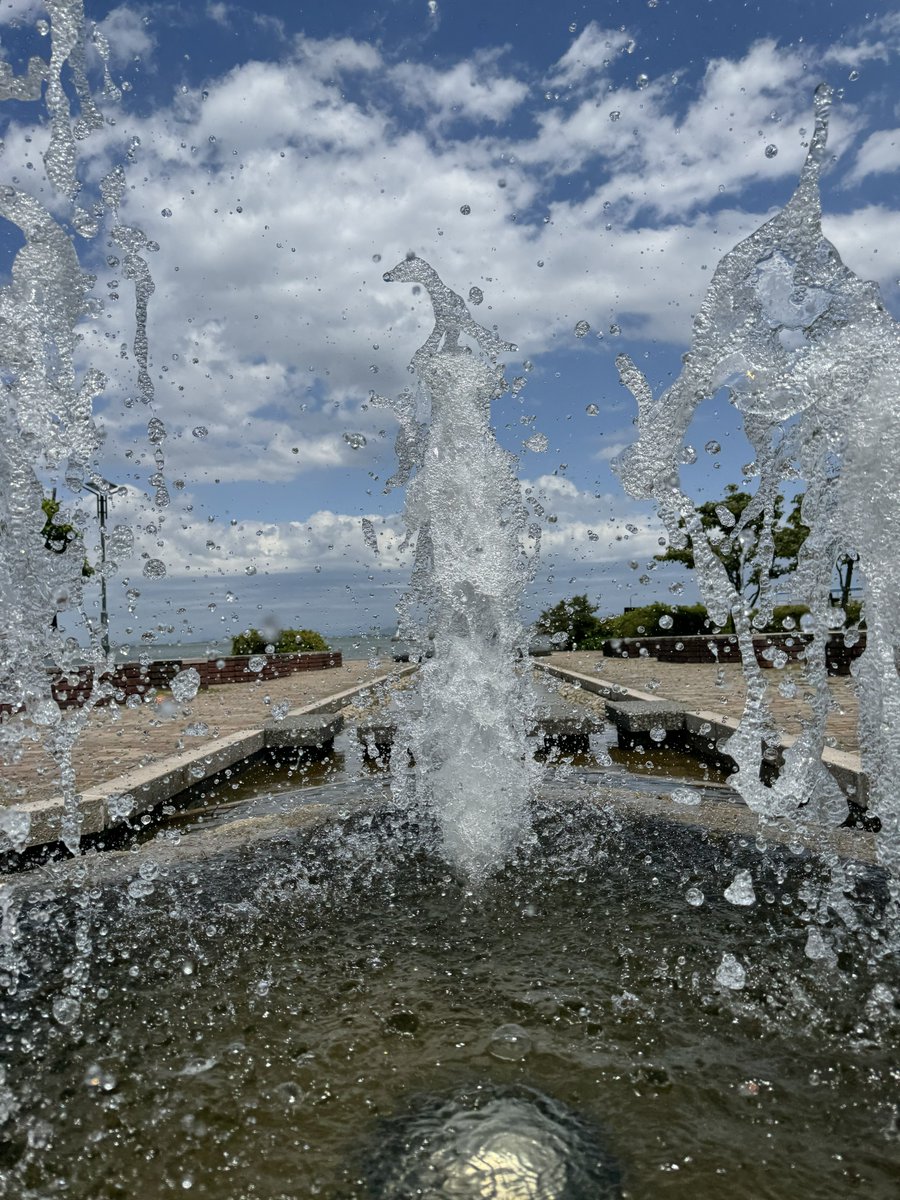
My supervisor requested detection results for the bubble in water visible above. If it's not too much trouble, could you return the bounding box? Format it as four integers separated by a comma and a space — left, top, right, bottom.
724, 869, 756, 906
343, 432, 367, 449
459, 204, 471, 215
715, 953, 746, 990
685, 886, 705, 906
143, 559, 166, 579
52, 997, 81, 1026
524, 433, 548, 452
574, 320, 591, 338
765, 144, 778, 158
487, 1023, 532, 1061
468, 286, 484, 306
585, 403, 599, 415
191, 426, 208, 438
170, 667, 201, 702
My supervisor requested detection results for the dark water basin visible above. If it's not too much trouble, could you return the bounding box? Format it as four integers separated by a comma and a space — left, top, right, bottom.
0, 782, 896, 1199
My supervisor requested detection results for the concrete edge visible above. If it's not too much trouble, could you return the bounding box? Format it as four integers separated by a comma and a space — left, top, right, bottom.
536, 661, 869, 801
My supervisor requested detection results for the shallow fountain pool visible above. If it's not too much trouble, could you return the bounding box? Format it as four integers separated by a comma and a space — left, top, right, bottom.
2, 783, 896, 1199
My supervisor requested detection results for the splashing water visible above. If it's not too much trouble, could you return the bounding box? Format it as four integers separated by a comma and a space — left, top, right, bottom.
377, 257, 538, 879
614, 85, 900, 883
0, 1, 161, 852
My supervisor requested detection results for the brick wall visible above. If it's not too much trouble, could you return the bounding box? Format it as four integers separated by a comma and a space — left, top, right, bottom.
601, 633, 866, 674
2, 651, 343, 714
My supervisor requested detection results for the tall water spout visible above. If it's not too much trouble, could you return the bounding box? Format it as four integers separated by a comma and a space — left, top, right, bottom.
0, 0, 158, 853
378, 257, 538, 879
614, 85, 900, 879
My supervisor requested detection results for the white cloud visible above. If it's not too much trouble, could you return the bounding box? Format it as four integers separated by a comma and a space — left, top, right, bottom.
389, 53, 528, 128
548, 23, 633, 89
846, 127, 900, 183
97, 4, 155, 68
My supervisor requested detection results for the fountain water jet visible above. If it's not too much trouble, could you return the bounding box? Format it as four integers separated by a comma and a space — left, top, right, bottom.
377, 256, 539, 879
614, 85, 900, 891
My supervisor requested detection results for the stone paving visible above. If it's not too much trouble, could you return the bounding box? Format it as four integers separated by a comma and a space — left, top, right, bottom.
1, 652, 863, 812
546, 651, 861, 753
1, 659, 405, 810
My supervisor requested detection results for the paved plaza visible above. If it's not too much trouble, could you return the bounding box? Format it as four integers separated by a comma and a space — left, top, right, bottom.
0, 652, 861, 811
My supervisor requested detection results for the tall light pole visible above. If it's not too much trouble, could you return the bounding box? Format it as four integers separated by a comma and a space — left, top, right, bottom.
83, 480, 117, 657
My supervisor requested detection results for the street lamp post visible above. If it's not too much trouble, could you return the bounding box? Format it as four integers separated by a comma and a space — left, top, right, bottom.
84, 480, 114, 657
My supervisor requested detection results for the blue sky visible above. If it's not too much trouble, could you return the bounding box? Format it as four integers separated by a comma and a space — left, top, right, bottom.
2, 1, 899, 646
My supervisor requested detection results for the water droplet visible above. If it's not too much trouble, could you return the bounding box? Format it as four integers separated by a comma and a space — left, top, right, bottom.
36, 18, 49, 34
636, 74, 649, 89
459, 204, 471, 215
497, 178, 507, 189
536, 260, 544, 268
488, 1023, 532, 1061
574, 320, 591, 338
649, 725, 666, 743
32, 699, 61, 727
248, 655, 266, 672
585, 403, 599, 415
848, 69, 859, 82
704, 439, 721, 455
715, 953, 746, 990
669, 580, 684, 595
685, 886, 705, 906
658, 613, 673, 629
568, 22, 577, 33
609, 323, 621, 336
84, 1065, 117, 1091
468, 286, 484, 306
245, 564, 257, 576
160, 207, 172, 217
143, 559, 166, 579
524, 433, 548, 452
764, 144, 778, 159
171, 667, 201, 702
52, 996, 81, 1026
724, 869, 756, 906
343, 432, 367, 449
805, 927, 834, 961
671, 787, 700, 806
609, 110, 621, 122
192, 426, 208, 438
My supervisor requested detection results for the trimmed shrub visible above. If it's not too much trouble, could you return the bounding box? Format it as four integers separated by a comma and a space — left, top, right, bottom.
231, 629, 267, 655
276, 628, 329, 653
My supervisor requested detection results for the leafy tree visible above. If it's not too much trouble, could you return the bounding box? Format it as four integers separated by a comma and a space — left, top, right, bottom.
276, 628, 328, 653
231, 627, 329, 655
535, 594, 602, 648
655, 484, 808, 605
41, 495, 93, 576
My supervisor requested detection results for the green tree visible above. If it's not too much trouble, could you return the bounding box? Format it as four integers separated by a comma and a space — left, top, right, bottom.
276, 628, 328, 653
655, 485, 808, 605
535, 594, 602, 648
41, 494, 93, 576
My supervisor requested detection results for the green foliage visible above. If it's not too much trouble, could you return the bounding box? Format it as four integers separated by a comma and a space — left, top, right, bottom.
596, 602, 710, 640
41, 495, 93, 577
655, 484, 808, 604
535, 594, 602, 648
230, 627, 329, 655
276, 628, 329, 653
231, 629, 267, 655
